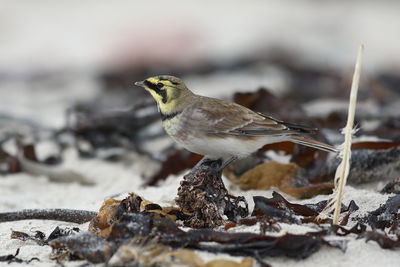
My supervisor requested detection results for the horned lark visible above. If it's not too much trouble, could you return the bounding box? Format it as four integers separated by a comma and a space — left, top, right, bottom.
135, 75, 337, 169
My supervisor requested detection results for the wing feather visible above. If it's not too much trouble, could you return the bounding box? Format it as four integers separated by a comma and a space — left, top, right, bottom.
187, 96, 312, 137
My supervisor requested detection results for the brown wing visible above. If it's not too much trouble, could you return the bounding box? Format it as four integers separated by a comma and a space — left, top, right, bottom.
188, 96, 313, 137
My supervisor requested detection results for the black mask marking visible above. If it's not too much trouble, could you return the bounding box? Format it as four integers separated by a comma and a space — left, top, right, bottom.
160, 110, 182, 121
144, 80, 168, 104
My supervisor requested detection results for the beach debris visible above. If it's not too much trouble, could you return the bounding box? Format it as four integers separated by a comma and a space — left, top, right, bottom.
16, 141, 94, 185
196, 228, 346, 258
89, 198, 122, 237
364, 231, 400, 249
47, 226, 81, 241
338, 200, 359, 226
225, 161, 299, 190
357, 194, 400, 231
0, 249, 39, 264
224, 217, 281, 233
331, 223, 366, 236
89, 193, 190, 238
347, 147, 400, 184
11, 190, 397, 265
251, 191, 359, 226
0, 138, 21, 174
233, 88, 307, 122
225, 161, 333, 199
0, 209, 97, 223
68, 100, 160, 158
50, 231, 114, 263
10, 226, 80, 246
380, 177, 400, 194
19, 156, 94, 185
109, 238, 254, 267
176, 158, 249, 228
253, 192, 319, 218
53, 209, 345, 265
317, 45, 363, 225
11, 230, 47, 246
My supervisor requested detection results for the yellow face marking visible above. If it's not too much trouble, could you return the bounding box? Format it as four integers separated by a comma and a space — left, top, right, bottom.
146, 77, 159, 84
142, 78, 178, 114
146, 88, 163, 103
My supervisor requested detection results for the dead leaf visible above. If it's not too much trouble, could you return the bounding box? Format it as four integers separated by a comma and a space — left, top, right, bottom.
225, 161, 333, 198
225, 161, 298, 190
89, 198, 122, 237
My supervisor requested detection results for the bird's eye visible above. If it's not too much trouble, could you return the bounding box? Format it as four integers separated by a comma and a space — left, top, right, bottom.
157, 82, 164, 89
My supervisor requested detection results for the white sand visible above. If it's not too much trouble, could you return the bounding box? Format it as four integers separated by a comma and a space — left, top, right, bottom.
1, 148, 399, 266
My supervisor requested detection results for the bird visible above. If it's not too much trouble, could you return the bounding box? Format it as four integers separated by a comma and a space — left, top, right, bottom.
135, 75, 337, 170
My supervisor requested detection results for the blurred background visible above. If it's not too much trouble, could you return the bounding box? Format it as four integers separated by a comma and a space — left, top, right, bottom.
1, 0, 399, 128
1, 0, 400, 175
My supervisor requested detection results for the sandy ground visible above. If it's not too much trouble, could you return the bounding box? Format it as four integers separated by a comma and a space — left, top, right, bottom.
1, 145, 399, 266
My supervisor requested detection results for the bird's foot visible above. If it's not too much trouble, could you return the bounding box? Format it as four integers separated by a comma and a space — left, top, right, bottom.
192, 156, 222, 173
216, 156, 238, 173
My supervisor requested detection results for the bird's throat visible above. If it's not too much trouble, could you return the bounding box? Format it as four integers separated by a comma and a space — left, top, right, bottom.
160, 110, 182, 121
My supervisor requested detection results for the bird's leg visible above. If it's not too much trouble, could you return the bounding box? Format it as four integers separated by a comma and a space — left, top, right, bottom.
191, 155, 237, 178
217, 156, 238, 172
191, 156, 222, 175
193, 156, 216, 169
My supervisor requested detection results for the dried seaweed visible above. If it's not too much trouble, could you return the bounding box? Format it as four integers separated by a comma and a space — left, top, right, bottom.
380, 177, 400, 194
224, 217, 281, 233
109, 238, 254, 267
11, 230, 47, 246
55, 211, 345, 264
0, 140, 20, 174
364, 231, 400, 249
89, 193, 191, 238
0, 209, 97, 223
191, 231, 322, 260
233, 88, 307, 122
251, 192, 360, 226
48, 226, 80, 241
253, 191, 319, 218
331, 223, 366, 236
347, 147, 400, 184
176, 158, 248, 228
68, 102, 160, 157
0, 249, 39, 264
80, 194, 339, 263
50, 232, 115, 263
357, 194, 400, 230
339, 200, 359, 226
10, 226, 80, 246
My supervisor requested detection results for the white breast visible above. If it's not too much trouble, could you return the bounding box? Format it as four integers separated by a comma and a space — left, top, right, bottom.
179, 135, 287, 159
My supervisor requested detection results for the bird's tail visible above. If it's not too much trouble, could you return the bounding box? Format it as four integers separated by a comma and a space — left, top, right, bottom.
290, 136, 338, 153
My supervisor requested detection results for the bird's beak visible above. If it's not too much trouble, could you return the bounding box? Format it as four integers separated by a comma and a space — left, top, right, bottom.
134, 81, 145, 87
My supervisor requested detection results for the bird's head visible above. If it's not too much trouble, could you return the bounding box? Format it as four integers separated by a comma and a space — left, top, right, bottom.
135, 75, 193, 114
